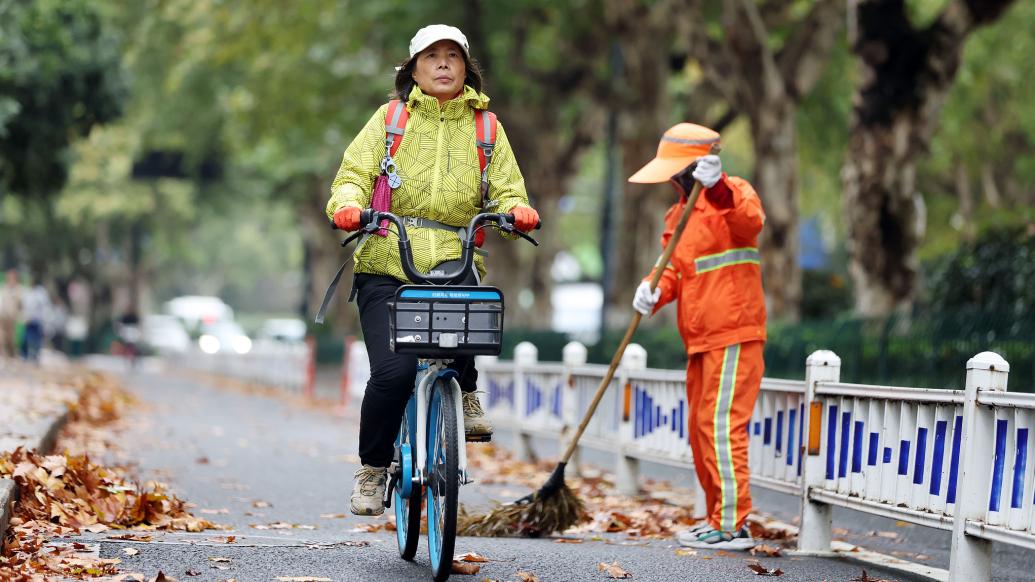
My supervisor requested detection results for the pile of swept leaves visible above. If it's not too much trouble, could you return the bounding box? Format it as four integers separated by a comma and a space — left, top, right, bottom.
60, 372, 137, 459
461, 444, 795, 543
0, 371, 217, 580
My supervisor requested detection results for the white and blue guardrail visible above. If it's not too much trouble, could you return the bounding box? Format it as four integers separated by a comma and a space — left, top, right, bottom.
476, 342, 1035, 582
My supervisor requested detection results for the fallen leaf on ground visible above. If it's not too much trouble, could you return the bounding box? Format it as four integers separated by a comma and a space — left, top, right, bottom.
450, 560, 481, 575
675, 548, 697, 556
554, 537, 583, 543
123, 547, 140, 556
750, 544, 783, 557
208, 556, 231, 563
715, 550, 738, 558
597, 561, 632, 579
109, 533, 154, 542
319, 513, 347, 519
747, 562, 784, 576
850, 570, 895, 582
185, 570, 201, 577
201, 508, 230, 514
875, 531, 899, 539
350, 520, 396, 533
516, 572, 540, 582
456, 551, 490, 562
207, 535, 237, 543
274, 578, 332, 582
252, 500, 272, 508
152, 573, 177, 582
894, 521, 909, 527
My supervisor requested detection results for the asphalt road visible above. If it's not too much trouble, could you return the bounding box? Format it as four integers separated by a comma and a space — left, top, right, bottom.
62, 362, 923, 581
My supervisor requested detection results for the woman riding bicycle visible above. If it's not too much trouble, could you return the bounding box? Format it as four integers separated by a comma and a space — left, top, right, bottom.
326, 24, 540, 516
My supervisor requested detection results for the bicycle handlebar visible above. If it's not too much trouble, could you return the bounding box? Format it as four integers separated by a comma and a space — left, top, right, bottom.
333, 210, 540, 285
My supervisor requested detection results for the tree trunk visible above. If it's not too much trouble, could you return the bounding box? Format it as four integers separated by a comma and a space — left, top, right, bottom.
842, 0, 1015, 317
842, 114, 926, 316
300, 177, 358, 331
751, 102, 801, 320
607, 0, 678, 328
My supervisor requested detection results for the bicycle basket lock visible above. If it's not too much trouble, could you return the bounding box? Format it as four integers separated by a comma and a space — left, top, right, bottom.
388, 285, 504, 357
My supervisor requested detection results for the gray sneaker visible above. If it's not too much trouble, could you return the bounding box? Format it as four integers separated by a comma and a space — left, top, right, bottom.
350, 465, 387, 516
675, 521, 714, 545
681, 525, 755, 551
462, 392, 493, 438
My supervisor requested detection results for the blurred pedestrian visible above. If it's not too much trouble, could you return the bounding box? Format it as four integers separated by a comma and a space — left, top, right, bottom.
325, 24, 539, 516
48, 299, 69, 353
0, 269, 22, 358
629, 123, 766, 550
21, 275, 51, 362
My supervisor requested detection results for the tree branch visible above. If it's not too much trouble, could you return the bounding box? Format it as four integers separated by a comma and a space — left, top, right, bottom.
731, 0, 783, 99
777, 0, 843, 100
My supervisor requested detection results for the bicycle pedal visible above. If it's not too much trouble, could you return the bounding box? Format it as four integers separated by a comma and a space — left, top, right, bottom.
465, 433, 492, 443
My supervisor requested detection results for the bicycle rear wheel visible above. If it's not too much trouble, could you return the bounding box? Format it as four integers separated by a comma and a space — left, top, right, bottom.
426, 377, 459, 582
393, 398, 422, 560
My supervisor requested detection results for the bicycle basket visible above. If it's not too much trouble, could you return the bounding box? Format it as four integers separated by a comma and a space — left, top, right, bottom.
388, 285, 504, 357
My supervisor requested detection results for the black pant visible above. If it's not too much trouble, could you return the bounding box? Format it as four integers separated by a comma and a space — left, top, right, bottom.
355, 274, 478, 467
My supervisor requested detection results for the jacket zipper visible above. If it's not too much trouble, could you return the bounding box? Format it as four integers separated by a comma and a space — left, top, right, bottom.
430, 113, 446, 265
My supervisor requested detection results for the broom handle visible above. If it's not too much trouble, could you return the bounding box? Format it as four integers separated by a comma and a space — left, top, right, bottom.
558, 145, 717, 465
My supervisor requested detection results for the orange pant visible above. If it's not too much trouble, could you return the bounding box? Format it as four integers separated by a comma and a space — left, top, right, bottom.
686, 341, 763, 531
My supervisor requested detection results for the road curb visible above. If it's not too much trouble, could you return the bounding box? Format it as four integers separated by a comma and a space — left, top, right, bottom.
0, 409, 70, 543
763, 518, 947, 582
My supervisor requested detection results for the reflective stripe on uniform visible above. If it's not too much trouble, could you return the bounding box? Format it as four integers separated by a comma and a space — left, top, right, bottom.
715, 343, 741, 532
694, 248, 760, 274
662, 135, 719, 146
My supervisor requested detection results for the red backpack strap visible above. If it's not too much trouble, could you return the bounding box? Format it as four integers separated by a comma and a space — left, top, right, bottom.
474, 109, 498, 201
385, 99, 409, 159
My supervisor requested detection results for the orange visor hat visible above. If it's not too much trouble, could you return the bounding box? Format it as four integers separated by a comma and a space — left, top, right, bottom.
628, 123, 720, 184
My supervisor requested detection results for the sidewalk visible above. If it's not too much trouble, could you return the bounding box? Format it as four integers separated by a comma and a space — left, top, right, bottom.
0, 359, 77, 540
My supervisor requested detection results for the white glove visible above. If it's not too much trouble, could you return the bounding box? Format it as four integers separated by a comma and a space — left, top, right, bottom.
632, 280, 661, 315
692, 154, 722, 188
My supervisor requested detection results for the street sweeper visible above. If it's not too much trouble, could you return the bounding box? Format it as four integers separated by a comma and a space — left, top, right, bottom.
629, 122, 767, 551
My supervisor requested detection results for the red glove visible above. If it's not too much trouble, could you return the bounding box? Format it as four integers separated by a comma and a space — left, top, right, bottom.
511, 206, 540, 232
333, 206, 361, 231
474, 228, 486, 247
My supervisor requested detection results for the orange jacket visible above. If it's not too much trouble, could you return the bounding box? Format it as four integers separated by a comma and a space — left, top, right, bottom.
649, 174, 767, 354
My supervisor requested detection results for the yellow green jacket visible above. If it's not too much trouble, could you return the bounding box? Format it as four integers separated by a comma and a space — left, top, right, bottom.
326, 85, 529, 282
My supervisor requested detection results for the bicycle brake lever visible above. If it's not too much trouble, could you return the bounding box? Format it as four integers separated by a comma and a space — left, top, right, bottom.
340, 230, 365, 247
513, 229, 539, 247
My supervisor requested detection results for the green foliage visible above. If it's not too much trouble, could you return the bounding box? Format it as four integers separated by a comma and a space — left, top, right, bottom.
800, 269, 853, 320
0, 0, 125, 198
925, 225, 1035, 320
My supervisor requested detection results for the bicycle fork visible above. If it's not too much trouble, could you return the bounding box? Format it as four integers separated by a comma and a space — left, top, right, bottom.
414, 362, 473, 486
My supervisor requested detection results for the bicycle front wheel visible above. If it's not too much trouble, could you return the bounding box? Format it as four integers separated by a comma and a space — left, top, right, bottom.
426, 377, 459, 582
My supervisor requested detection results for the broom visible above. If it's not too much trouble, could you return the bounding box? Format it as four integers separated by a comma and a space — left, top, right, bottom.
458, 145, 719, 538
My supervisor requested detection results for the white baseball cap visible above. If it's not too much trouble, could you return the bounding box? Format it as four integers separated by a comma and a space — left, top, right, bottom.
408, 24, 470, 60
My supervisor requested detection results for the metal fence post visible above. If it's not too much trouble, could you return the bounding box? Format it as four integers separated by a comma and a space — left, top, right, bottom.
562, 341, 588, 479
513, 341, 538, 462
616, 343, 647, 495
797, 350, 841, 554
949, 351, 1009, 582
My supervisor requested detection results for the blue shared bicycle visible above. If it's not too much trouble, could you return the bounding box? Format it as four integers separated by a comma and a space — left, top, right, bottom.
338, 209, 538, 581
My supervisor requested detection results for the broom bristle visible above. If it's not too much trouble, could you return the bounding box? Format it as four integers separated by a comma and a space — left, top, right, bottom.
457, 483, 586, 538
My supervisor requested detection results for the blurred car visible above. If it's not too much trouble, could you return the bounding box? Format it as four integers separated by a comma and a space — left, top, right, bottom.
198, 321, 252, 355
257, 318, 307, 345
164, 295, 234, 332
142, 314, 191, 354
